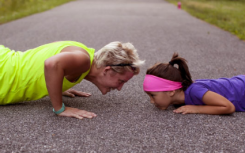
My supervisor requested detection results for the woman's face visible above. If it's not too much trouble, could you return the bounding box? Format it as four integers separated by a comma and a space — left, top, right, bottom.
145, 91, 173, 110
97, 69, 134, 95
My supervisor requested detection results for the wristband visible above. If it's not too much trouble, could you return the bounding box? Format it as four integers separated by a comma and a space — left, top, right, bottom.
53, 103, 65, 115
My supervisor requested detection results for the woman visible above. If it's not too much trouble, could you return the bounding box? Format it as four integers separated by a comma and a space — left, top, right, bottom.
0, 41, 144, 119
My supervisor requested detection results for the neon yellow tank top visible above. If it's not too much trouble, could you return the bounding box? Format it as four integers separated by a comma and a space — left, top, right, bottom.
0, 41, 94, 105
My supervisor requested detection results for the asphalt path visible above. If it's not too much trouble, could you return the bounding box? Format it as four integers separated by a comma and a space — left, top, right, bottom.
1, 0, 245, 152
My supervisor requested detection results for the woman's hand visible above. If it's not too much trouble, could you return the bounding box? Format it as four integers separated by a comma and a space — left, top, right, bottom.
62, 89, 91, 98
173, 105, 198, 114
58, 107, 97, 119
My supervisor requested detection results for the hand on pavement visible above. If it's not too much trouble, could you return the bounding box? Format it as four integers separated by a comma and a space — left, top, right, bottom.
62, 89, 91, 98
173, 105, 198, 114
58, 107, 97, 119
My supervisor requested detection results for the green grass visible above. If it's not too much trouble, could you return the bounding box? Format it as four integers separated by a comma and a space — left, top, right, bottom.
0, 0, 74, 24
166, 0, 245, 40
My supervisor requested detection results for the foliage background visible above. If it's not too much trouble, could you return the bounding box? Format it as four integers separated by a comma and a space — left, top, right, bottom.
0, 0, 74, 24
166, 0, 245, 40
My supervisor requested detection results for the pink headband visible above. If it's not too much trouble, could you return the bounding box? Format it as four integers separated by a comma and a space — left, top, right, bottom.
143, 75, 183, 91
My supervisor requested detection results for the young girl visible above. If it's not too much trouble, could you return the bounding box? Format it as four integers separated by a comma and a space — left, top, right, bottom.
143, 53, 245, 115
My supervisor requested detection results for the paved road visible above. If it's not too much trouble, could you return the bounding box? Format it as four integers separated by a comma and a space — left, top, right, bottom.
1, 0, 245, 152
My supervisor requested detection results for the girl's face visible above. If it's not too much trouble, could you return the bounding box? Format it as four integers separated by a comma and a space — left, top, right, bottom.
145, 91, 173, 110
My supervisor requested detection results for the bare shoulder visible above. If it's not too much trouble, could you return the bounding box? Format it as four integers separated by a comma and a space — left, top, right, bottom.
56, 46, 91, 73
61, 46, 90, 57
61, 46, 90, 62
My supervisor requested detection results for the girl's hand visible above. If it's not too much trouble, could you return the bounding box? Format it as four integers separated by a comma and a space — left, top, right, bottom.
58, 107, 97, 119
62, 89, 91, 98
173, 105, 198, 114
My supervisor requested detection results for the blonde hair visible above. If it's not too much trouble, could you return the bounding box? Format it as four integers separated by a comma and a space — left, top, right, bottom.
94, 41, 145, 74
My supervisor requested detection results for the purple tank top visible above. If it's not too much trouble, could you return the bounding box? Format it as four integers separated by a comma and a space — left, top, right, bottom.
184, 75, 245, 111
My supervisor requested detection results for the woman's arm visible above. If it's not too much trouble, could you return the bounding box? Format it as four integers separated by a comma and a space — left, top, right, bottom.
44, 50, 96, 119
44, 54, 65, 112
173, 91, 235, 115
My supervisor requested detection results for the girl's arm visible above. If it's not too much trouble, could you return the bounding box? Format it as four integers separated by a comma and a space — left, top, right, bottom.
173, 91, 235, 115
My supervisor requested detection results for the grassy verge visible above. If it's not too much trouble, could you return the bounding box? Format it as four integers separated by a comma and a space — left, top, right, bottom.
166, 0, 245, 40
0, 0, 74, 24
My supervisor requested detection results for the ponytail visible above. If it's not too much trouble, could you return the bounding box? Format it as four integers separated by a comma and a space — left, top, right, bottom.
169, 53, 193, 90
146, 53, 193, 91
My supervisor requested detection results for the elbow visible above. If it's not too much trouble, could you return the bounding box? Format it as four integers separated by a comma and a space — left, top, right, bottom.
226, 104, 235, 114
